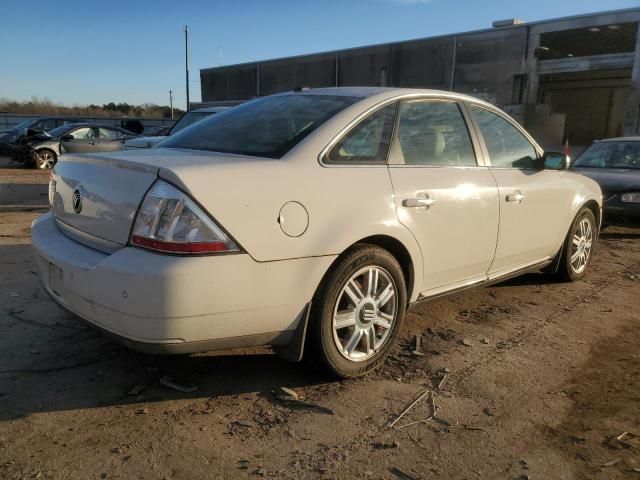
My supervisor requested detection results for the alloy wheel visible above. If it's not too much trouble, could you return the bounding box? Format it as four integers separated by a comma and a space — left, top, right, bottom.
570, 217, 593, 274
37, 151, 55, 169
332, 266, 397, 362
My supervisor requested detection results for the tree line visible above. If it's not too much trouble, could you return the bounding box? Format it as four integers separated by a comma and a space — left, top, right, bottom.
0, 97, 185, 119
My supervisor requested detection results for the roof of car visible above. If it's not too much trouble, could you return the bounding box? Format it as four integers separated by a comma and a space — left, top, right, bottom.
192, 107, 229, 113
597, 136, 640, 142
60, 123, 123, 129
276, 86, 494, 107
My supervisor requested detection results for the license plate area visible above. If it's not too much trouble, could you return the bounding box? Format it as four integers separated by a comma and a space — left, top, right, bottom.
49, 262, 64, 297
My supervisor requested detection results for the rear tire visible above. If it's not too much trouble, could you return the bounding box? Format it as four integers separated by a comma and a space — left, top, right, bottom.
35, 149, 57, 169
557, 207, 596, 282
306, 244, 407, 378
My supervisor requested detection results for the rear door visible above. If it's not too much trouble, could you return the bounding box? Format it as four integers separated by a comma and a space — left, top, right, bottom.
466, 104, 572, 276
96, 127, 126, 152
387, 99, 500, 295
60, 127, 99, 154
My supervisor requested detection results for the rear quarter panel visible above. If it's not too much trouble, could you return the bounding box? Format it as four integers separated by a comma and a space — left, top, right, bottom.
161, 155, 425, 302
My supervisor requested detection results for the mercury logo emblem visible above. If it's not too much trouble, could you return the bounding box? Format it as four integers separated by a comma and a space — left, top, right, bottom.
72, 185, 83, 214
360, 302, 376, 324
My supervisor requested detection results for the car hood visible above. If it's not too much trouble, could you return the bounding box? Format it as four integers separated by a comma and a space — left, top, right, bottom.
124, 136, 167, 149
0, 129, 19, 142
570, 168, 640, 193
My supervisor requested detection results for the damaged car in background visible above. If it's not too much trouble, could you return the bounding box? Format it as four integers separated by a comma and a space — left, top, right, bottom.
0, 116, 85, 157
33, 87, 602, 378
8, 123, 138, 169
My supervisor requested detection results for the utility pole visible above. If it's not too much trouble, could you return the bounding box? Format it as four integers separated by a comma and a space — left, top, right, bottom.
184, 25, 190, 111
169, 90, 174, 119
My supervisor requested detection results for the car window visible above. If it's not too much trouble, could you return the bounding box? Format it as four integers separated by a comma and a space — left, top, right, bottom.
469, 106, 538, 169
68, 127, 95, 140
325, 104, 396, 164
98, 128, 118, 139
161, 94, 359, 159
396, 101, 476, 166
41, 119, 58, 131
573, 141, 640, 169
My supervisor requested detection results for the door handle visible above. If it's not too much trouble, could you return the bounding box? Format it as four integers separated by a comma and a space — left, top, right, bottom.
506, 190, 525, 203
402, 194, 435, 208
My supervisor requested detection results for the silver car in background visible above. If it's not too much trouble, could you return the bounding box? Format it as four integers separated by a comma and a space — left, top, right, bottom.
33, 87, 601, 378
124, 107, 228, 149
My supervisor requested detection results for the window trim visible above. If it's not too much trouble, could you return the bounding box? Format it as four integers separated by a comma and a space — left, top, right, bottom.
388, 98, 483, 168
464, 102, 543, 170
321, 101, 398, 167
318, 99, 400, 168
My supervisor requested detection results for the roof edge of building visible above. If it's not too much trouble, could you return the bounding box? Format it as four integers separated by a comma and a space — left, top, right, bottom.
200, 6, 640, 74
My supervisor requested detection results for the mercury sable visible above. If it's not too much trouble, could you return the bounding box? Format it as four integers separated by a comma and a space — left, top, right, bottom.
32, 87, 602, 378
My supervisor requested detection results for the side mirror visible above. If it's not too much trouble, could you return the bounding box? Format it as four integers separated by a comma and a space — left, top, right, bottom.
61, 134, 74, 141
543, 152, 570, 170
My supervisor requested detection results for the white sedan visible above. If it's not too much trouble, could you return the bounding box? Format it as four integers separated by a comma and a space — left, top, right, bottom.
32, 87, 601, 378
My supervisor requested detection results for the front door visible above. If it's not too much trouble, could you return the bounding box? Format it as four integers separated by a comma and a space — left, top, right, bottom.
60, 127, 99, 154
466, 104, 572, 276
387, 99, 500, 295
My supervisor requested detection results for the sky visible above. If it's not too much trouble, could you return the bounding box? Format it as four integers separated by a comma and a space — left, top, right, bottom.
0, 0, 637, 109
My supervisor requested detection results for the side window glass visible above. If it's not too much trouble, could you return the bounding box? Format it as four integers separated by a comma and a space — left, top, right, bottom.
326, 104, 396, 164
469, 106, 537, 168
98, 128, 118, 139
42, 119, 58, 131
70, 127, 95, 139
397, 101, 476, 166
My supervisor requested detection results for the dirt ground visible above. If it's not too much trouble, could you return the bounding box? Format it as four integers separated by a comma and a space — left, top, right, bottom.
1, 157, 639, 480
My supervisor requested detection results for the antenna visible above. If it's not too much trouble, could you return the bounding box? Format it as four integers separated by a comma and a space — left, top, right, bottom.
219, 44, 223, 66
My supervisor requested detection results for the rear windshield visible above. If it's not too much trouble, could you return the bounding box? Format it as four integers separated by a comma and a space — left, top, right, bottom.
160, 94, 359, 158
573, 141, 640, 170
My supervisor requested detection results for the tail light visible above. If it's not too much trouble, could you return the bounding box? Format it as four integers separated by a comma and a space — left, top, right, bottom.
130, 180, 239, 254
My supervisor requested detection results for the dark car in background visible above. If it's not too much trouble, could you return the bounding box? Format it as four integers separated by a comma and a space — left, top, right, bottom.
16, 123, 138, 169
0, 116, 85, 153
571, 138, 640, 227
124, 107, 227, 149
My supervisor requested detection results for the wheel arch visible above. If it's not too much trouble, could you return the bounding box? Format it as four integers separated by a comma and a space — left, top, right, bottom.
582, 199, 601, 236
317, 234, 419, 305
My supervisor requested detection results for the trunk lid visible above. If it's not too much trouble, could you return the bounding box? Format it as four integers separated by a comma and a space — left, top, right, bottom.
50, 148, 259, 248
51, 153, 160, 246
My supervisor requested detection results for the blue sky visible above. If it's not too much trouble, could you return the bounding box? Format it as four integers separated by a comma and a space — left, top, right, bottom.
0, 0, 635, 108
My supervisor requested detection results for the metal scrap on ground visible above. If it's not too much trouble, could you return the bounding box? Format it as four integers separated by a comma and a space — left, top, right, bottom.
272, 387, 333, 414
159, 376, 198, 394
411, 335, 425, 356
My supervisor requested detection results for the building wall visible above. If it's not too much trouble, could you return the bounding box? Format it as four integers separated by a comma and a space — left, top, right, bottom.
200, 8, 640, 144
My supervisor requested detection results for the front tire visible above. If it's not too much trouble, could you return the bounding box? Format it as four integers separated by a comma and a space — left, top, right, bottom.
307, 244, 407, 378
558, 207, 597, 281
35, 149, 57, 169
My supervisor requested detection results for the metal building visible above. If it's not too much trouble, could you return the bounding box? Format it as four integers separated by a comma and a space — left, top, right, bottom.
200, 8, 640, 149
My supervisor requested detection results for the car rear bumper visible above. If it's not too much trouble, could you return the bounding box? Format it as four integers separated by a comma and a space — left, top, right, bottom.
32, 212, 332, 354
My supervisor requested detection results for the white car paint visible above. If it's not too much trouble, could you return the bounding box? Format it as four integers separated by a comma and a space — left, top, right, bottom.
32, 87, 602, 356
